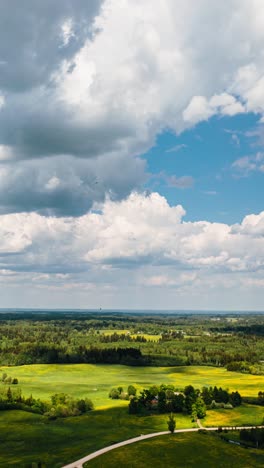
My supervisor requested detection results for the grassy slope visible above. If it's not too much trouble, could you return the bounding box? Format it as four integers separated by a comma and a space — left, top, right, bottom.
1, 364, 263, 409
204, 404, 264, 427
85, 432, 264, 468
0, 408, 194, 467
0, 404, 263, 467
0, 364, 263, 466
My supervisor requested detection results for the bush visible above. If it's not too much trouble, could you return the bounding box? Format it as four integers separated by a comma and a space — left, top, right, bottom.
109, 388, 120, 399
167, 413, 176, 433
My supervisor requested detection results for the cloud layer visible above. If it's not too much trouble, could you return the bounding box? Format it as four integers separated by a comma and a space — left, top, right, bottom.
0, 193, 263, 296
0, 1, 263, 308
1, 0, 264, 215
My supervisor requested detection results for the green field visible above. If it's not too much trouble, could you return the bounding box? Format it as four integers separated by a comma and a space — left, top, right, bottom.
0, 408, 194, 467
204, 404, 264, 427
1, 364, 263, 409
0, 363, 263, 466
99, 329, 161, 341
85, 432, 264, 468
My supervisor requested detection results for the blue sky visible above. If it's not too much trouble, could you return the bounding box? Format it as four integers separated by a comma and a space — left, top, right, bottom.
0, 0, 263, 310
144, 112, 263, 224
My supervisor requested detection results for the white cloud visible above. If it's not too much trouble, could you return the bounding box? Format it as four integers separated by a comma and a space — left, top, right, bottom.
232, 152, 264, 176
166, 175, 194, 189
0, 0, 264, 217
0, 192, 263, 275
0, 94, 5, 108
0, 145, 13, 161
60, 18, 75, 47
166, 144, 187, 153
183, 93, 245, 125
0, 191, 263, 308
4, 0, 264, 162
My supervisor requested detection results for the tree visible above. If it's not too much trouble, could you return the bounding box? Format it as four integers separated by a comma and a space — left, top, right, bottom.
158, 390, 167, 413
191, 404, 197, 422
109, 388, 120, 399
128, 397, 139, 414
6, 387, 12, 402
127, 385, 137, 396
76, 399, 86, 413
167, 413, 176, 433
184, 385, 197, 413
195, 396, 206, 419
229, 391, 242, 407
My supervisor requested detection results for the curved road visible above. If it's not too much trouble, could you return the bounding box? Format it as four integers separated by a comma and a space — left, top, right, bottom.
62, 424, 264, 468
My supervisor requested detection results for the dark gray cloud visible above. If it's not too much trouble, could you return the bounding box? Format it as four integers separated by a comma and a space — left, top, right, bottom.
0, 94, 135, 158
0, 154, 146, 216
0, 0, 148, 216
0, 0, 102, 92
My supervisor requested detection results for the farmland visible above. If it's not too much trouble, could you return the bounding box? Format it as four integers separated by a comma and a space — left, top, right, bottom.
0, 311, 264, 466
85, 432, 264, 468
1, 363, 263, 409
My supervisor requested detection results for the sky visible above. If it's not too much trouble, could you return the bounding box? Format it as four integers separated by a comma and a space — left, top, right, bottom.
0, 0, 264, 311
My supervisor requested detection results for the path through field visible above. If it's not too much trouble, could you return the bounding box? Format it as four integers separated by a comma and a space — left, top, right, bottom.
62, 425, 264, 468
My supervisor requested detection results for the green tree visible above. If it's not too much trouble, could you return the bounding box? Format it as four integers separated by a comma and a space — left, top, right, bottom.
127, 385, 137, 396
158, 390, 167, 413
167, 413, 176, 433
229, 391, 242, 407
109, 388, 120, 399
195, 396, 206, 419
6, 387, 12, 402
191, 404, 197, 422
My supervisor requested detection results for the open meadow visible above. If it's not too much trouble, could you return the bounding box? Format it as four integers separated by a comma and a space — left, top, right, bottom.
0, 363, 263, 466
1, 364, 263, 408
85, 432, 264, 468
0, 408, 194, 467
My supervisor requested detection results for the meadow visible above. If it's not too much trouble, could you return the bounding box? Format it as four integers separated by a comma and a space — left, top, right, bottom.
0, 408, 194, 467
204, 404, 264, 427
0, 363, 263, 466
99, 329, 161, 341
85, 432, 264, 468
1, 404, 262, 467
1, 363, 263, 409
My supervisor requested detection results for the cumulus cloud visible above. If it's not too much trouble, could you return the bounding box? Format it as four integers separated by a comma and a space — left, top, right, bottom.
0, 191, 262, 308
183, 93, 245, 125
0, 192, 263, 276
1, 1, 264, 215
0, 154, 146, 216
0, 0, 103, 92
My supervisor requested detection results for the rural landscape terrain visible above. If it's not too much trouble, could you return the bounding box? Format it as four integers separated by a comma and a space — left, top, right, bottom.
1, 1, 264, 467
0, 310, 263, 467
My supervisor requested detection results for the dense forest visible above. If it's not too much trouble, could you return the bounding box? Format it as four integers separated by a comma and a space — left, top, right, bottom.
0, 311, 263, 374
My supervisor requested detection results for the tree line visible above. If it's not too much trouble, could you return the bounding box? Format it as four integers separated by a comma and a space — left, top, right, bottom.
0, 386, 94, 418
0, 313, 263, 374
128, 384, 242, 420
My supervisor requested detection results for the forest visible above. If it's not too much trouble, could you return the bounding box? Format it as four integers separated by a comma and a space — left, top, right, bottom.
0, 311, 263, 374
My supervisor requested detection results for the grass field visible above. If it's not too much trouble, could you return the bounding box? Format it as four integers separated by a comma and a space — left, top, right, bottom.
0, 405, 263, 467
99, 329, 161, 341
0, 364, 263, 409
99, 329, 130, 335
85, 432, 264, 468
0, 408, 195, 467
0, 363, 263, 466
204, 404, 264, 427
